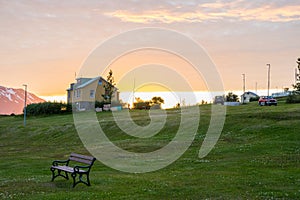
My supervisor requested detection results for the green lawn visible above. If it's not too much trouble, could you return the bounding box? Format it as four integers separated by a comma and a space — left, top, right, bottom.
0, 102, 299, 199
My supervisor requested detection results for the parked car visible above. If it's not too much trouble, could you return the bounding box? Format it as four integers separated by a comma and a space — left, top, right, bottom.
214, 95, 224, 105
258, 96, 277, 106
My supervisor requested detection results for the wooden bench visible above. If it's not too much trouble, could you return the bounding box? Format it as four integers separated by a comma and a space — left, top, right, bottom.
50, 153, 96, 187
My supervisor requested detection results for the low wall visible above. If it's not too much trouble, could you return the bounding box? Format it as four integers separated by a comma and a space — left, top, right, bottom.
224, 102, 240, 106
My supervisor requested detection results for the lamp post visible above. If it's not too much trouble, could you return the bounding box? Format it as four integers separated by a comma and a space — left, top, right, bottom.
266, 64, 271, 96
242, 74, 245, 103
23, 84, 27, 126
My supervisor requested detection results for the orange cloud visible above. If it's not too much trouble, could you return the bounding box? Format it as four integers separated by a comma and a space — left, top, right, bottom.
238, 5, 300, 22
105, 10, 219, 24
105, 4, 300, 23
106, 10, 212, 24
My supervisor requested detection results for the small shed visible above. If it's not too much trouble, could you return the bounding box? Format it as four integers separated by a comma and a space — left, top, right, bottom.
241, 91, 259, 103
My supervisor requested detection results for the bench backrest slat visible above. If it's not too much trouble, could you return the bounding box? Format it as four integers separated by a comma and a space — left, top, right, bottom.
69, 153, 95, 165
70, 153, 95, 161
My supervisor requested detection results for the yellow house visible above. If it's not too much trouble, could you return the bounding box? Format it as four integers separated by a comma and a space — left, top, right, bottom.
67, 77, 119, 111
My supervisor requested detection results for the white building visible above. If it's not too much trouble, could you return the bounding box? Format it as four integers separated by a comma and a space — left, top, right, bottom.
241, 91, 259, 103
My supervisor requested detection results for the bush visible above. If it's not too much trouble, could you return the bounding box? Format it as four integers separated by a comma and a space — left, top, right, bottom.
95, 101, 106, 109
133, 102, 151, 110
26, 102, 72, 116
286, 94, 300, 104
250, 96, 259, 102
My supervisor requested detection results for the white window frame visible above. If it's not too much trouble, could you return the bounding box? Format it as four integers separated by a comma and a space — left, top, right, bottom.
90, 90, 95, 98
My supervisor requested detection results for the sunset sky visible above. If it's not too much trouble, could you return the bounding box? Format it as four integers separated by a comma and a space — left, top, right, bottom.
1, 0, 299, 102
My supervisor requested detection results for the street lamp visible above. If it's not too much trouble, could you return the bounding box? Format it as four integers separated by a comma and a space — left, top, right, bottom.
266, 64, 271, 96
242, 74, 245, 103
23, 84, 27, 126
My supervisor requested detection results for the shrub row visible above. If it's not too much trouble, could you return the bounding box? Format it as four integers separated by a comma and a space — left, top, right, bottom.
286, 94, 300, 103
26, 102, 72, 116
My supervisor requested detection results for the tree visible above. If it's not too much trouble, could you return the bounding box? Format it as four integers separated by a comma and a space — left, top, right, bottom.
201, 100, 206, 105
151, 96, 164, 105
225, 92, 239, 102
102, 70, 116, 103
133, 96, 164, 109
135, 97, 144, 103
150, 96, 164, 109
133, 97, 151, 110
291, 58, 300, 92
293, 58, 300, 91
292, 83, 300, 91
286, 58, 300, 103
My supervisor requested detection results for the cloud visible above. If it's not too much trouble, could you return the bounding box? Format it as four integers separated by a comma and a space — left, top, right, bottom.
105, 10, 219, 24
104, 2, 300, 23
238, 5, 300, 22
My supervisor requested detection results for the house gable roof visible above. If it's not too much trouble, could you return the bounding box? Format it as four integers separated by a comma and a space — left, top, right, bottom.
72, 76, 118, 90
242, 91, 259, 97
76, 76, 101, 89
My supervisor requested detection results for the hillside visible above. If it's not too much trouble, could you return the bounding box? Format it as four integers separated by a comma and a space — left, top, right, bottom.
0, 102, 299, 199
0, 86, 45, 115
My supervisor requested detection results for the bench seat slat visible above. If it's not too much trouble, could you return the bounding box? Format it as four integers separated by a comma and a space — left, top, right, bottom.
51, 165, 86, 173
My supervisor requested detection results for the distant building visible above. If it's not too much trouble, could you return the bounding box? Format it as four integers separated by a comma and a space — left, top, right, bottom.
241, 91, 259, 103
272, 88, 292, 98
67, 77, 119, 111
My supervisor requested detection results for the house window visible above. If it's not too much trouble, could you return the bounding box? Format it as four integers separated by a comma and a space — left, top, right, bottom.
74, 89, 81, 98
90, 90, 95, 98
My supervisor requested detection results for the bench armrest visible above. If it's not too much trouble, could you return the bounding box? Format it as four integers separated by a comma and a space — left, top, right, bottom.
52, 159, 70, 166
73, 165, 91, 173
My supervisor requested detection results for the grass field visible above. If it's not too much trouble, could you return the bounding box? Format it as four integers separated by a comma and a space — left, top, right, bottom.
0, 102, 299, 199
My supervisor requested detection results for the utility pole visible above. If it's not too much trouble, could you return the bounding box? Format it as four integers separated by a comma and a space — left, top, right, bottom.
255, 82, 258, 94
132, 78, 135, 108
23, 84, 27, 126
266, 64, 271, 96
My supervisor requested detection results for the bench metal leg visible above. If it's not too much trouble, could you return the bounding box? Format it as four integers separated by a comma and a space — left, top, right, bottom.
71, 173, 77, 188
71, 172, 91, 188
50, 167, 69, 181
86, 173, 91, 186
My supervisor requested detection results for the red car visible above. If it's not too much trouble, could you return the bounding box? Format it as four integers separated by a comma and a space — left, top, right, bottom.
258, 96, 277, 106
